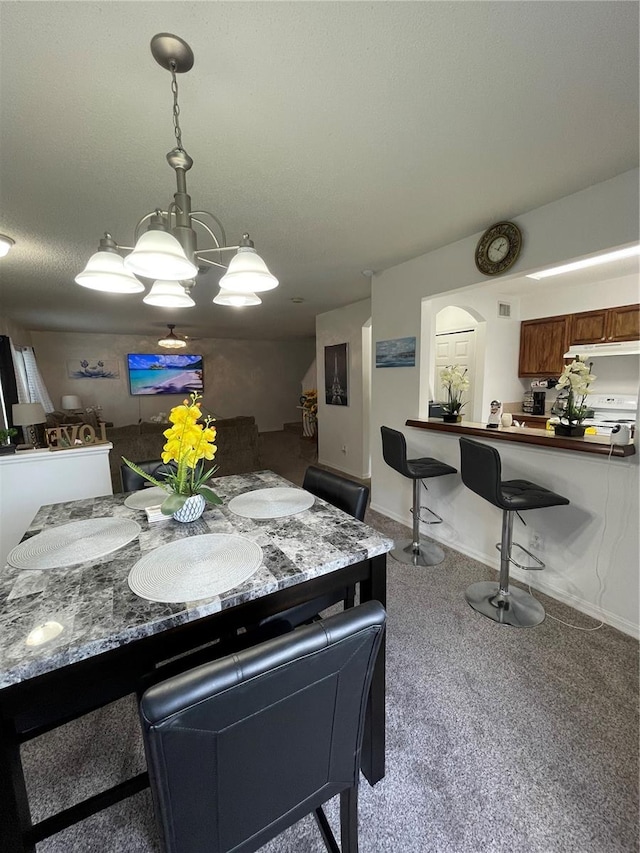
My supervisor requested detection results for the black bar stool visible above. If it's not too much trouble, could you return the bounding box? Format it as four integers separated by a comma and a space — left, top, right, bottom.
381, 426, 457, 567
459, 437, 570, 627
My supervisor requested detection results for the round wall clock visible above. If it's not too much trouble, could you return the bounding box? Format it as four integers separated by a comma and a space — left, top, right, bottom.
475, 221, 522, 276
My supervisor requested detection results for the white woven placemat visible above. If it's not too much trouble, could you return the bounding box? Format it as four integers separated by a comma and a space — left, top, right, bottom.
7, 518, 142, 570
127, 534, 263, 603
227, 487, 314, 519
124, 487, 169, 510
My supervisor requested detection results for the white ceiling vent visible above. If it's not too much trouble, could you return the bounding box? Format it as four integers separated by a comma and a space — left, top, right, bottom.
497, 301, 512, 318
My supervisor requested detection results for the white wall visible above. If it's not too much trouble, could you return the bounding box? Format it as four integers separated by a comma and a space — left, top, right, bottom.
0, 316, 31, 345
316, 299, 371, 478
30, 331, 316, 432
370, 168, 639, 635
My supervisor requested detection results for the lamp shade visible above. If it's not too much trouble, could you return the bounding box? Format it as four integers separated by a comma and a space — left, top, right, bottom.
124, 230, 198, 281
218, 246, 278, 293
61, 395, 83, 410
75, 251, 145, 293
12, 402, 46, 426
158, 324, 187, 348
213, 288, 262, 307
143, 281, 195, 308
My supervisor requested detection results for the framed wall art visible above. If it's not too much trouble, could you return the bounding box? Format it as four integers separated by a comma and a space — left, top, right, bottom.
324, 343, 348, 406
67, 359, 120, 379
375, 336, 416, 368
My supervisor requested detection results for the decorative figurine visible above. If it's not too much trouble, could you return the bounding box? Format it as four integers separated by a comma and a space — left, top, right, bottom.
487, 399, 502, 429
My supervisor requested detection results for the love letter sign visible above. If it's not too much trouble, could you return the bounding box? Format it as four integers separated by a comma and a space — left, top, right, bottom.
46, 423, 108, 450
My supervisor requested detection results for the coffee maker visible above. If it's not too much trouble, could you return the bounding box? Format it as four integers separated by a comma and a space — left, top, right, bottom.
529, 378, 557, 416
532, 391, 546, 415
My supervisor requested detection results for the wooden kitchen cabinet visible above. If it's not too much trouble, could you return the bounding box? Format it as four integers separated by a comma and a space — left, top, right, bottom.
518, 314, 571, 377
605, 303, 640, 342
570, 309, 608, 344
570, 304, 639, 344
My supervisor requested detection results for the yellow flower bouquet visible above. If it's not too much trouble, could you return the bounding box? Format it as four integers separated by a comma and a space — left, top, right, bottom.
122, 392, 222, 517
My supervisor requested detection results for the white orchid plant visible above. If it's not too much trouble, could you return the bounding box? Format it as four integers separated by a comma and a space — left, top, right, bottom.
555, 357, 596, 426
439, 364, 470, 415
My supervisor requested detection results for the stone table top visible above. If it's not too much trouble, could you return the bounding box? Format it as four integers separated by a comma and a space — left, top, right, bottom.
0, 471, 392, 689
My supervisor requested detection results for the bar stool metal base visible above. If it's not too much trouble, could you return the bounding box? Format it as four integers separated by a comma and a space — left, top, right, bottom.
391, 538, 445, 567
465, 581, 545, 627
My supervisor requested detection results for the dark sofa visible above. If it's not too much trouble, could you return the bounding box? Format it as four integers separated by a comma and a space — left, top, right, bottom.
106, 416, 261, 493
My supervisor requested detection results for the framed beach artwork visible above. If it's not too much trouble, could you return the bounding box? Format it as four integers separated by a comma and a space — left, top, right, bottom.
375, 336, 416, 368
67, 359, 120, 379
324, 343, 348, 406
127, 354, 204, 396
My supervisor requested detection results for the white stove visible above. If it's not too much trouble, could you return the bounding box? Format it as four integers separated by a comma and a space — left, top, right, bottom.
582, 393, 637, 437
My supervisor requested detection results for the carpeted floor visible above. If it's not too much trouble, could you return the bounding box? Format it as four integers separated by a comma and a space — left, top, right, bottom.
24, 432, 639, 852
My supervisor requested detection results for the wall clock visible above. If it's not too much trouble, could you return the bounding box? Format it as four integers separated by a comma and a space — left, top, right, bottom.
475, 221, 522, 276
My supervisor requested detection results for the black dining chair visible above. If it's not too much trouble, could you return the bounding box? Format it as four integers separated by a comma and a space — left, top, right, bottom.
254, 467, 370, 633
140, 600, 387, 853
120, 459, 173, 492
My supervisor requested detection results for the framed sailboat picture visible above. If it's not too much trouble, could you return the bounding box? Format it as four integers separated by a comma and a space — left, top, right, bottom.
324, 343, 348, 406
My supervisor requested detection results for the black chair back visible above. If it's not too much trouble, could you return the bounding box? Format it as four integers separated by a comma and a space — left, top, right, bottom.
380, 426, 411, 477
120, 459, 174, 492
140, 601, 386, 853
303, 466, 369, 522
459, 437, 504, 509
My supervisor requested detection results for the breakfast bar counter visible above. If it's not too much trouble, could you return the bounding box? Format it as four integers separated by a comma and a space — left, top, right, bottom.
405, 418, 636, 457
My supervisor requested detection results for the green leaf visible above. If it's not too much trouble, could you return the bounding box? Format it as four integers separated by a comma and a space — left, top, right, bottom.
160, 493, 188, 515
198, 486, 223, 505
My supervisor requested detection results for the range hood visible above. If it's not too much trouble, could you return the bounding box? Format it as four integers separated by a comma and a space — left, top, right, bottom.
563, 340, 640, 358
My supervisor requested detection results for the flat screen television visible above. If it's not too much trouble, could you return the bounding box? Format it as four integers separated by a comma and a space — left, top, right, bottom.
127, 354, 204, 396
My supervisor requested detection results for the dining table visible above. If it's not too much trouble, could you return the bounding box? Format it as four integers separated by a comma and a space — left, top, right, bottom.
0, 469, 392, 852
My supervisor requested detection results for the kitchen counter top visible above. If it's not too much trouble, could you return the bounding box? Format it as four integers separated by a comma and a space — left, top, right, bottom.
405, 418, 636, 457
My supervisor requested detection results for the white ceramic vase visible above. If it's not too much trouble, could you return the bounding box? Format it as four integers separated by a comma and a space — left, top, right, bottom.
172, 494, 206, 523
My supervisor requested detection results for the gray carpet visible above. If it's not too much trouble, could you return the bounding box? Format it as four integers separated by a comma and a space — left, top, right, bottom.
24, 432, 639, 852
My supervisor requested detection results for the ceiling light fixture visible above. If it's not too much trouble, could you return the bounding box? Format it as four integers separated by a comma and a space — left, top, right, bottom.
526, 244, 640, 280
75, 33, 278, 307
213, 290, 262, 307
158, 324, 187, 349
0, 235, 15, 258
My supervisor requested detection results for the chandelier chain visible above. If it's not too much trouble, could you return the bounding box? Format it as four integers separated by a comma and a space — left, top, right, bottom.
169, 60, 183, 151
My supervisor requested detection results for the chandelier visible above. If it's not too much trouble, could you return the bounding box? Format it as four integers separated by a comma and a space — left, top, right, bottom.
75, 33, 278, 308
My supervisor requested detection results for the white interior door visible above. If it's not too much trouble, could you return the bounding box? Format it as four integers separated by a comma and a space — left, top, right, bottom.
434, 330, 477, 420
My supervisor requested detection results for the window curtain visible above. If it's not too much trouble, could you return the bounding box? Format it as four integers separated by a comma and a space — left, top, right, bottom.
0, 335, 19, 429
12, 346, 54, 412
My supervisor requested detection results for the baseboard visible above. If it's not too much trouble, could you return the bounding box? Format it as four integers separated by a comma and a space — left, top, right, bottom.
369, 502, 639, 640
317, 456, 368, 480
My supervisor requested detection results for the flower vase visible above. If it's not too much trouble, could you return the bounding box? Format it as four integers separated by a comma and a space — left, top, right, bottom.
554, 424, 586, 438
172, 494, 206, 523
302, 410, 316, 438
442, 414, 462, 423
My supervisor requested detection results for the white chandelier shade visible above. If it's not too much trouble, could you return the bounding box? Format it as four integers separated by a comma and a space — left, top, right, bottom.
218, 247, 279, 293
143, 281, 196, 308
75, 250, 145, 293
0, 235, 15, 258
213, 288, 262, 307
124, 230, 199, 281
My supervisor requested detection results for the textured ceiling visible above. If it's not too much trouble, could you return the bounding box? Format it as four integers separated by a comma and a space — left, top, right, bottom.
0, 1, 638, 340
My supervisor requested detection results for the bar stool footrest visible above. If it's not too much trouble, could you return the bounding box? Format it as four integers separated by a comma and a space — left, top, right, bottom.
496, 541, 545, 570
410, 505, 443, 525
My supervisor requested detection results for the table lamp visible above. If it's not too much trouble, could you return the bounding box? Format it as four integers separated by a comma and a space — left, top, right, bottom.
61, 395, 83, 412
12, 402, 47, 446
